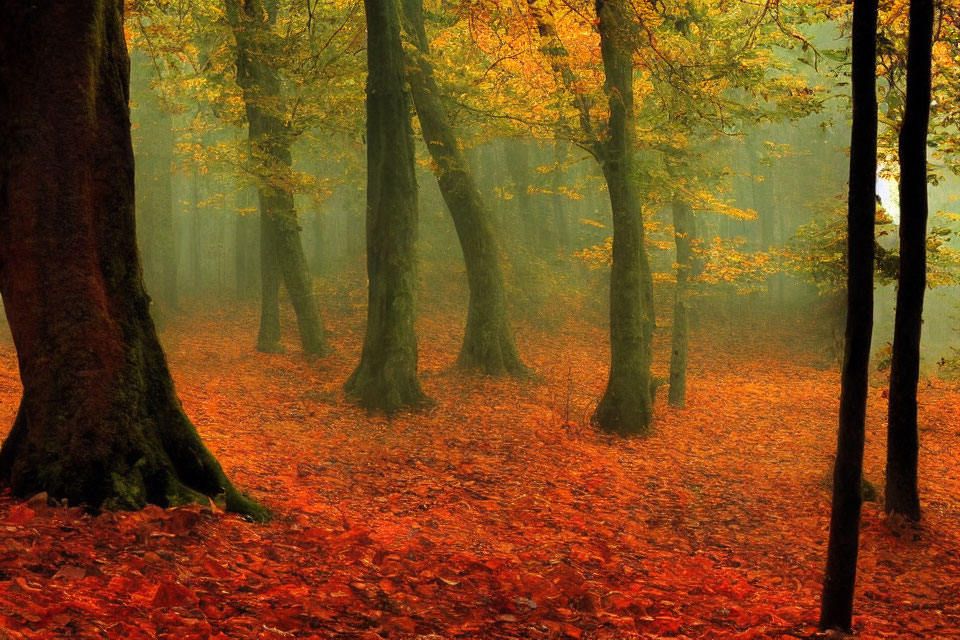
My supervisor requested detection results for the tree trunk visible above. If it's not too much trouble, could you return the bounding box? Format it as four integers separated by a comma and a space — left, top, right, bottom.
235, 189, 260, 300
345, 0, 427, 412
225, 0, 329, 356
257, 200, 284, 351
669, 197, 693, 408
131, 52, 179, 314
399, 0, 527, 376
0, 0, 266, 520
552, 140, 573, 254
885, 0, 933, 523
591, 0, 656, 436
819, 0, 878, 630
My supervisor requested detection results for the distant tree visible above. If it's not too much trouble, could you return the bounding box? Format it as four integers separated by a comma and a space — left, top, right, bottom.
225, 0, 329, 356
131, 51, 179, 316
819, 0, 879, 631
0, 0, 266, 520
885, 0, 934, 523
399, 0, 527, 376
345, 0, 427, 411
668, 196, 693, 408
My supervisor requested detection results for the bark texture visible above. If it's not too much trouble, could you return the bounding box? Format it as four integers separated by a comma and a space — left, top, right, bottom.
345, 0, 427, 411
591, 0, 656, 435
819, 0, 878, 629
226, 0, 329, 356
399, 0, 527, 376
0, 0, 266, 520
885, 0, 933, 523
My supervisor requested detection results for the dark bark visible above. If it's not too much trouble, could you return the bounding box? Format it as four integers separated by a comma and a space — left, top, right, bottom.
819, 0, 878, 630
399, 0, 527, 376
225, 0, 329, 356
590, 0, 656, 435
669, 197, 693, 408
0, 0, 266, 520
885, 0, 933, 523
345, 0, 427, 411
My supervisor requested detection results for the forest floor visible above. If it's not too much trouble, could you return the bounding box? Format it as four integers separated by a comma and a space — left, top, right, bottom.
0, 302, 958, 639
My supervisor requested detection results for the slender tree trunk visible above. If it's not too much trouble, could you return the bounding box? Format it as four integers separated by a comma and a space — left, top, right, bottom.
235, 189, 260, 300
399, 0, 527, 376
669, 197, 693, 408
552, 140, 573, 254
0, 0, 265, 520
257, 201, 283, 351
225, 0, 328, 356
591, 0, 656, 435
190, 167, 203, 294
345, 0, 427, 411
885, 0, 933, 523
505, 141, 542, 259
819, 0, 878, 629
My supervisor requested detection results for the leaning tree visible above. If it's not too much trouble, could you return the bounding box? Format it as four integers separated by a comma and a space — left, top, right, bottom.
399, 0, 528, 376
0, 0, 266, 520
819, 0, 879, 629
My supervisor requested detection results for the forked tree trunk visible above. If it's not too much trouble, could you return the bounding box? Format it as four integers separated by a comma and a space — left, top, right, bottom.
885, 0, 933, 523
819, 0, 878, 630
225, 0, 329, 356
669, 197, 693, 408
399, 0, 527, 376
0, 0, 266, 520
591, 0, 656, 435
345, 0, 427, 412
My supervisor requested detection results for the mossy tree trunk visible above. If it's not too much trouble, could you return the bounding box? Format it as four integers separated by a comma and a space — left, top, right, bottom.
345, 0, 427, 412
590, 0, 656, 436
668, 197, 693, 408
527, 0, 656, 434
399, 0, 527, 376
885, 0, 933, 524
0, 0, 266, 520
225, 0, 329, 356
819, 0, 878, 630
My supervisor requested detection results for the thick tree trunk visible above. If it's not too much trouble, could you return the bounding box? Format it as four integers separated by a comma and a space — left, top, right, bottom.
591, 0, 656, 436
345, 0, 426, 411
400, 0, 527, 376
819, 0, 878, 630
131, 52, 179, 314
669, 197, 693, 408
225, 0, 329, 356
0, 0, 266, 520
885, 0, 933, 523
